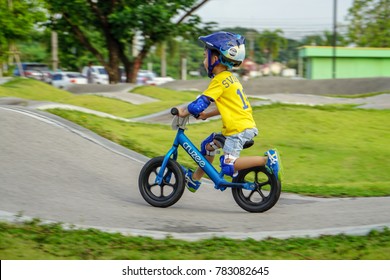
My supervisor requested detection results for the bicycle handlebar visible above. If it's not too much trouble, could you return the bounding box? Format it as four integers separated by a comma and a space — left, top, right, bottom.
171, 107, 179, 116
171, 107, 200, 119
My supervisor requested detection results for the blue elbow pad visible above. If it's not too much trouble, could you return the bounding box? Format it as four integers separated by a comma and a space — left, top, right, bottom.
188, 95, 210, 116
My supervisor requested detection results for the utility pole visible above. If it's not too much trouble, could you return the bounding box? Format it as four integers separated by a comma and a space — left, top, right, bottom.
245, 31, 256, 60
51, 31, 59, 71
132, 33, 139, 57
181, 57, 187, 81
332, 0, 337, 79
160, 42, 167, 77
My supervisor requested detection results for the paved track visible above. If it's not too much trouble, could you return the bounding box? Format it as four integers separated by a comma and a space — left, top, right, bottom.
1, 105, 389, 240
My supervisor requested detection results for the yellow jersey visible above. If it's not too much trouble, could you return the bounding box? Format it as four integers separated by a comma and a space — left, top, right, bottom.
203, 71, 256, 136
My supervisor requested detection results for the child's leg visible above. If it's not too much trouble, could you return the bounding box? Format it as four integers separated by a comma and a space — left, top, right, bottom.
221, 128, 266, 174
234, 156, 267, 171
193, 154, 214, 180
192, 133, 221, 180
235, 150, 283, 182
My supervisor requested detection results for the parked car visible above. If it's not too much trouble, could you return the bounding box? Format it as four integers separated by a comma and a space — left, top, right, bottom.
136, 70, 157, 85
81, 65, 109, 84
13, 62, 52, 83
136, 70, 175, 86
79, 66, 171, 85
119, 69, 155, 84
51, 72, 87, 89
151, 76, 175, 86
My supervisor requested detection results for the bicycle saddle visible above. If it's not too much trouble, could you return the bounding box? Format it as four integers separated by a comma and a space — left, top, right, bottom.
214, 134, 254, 150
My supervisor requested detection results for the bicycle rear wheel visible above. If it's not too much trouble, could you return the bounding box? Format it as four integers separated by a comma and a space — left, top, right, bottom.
138, 156, 185, 208
232, 166, 281, 213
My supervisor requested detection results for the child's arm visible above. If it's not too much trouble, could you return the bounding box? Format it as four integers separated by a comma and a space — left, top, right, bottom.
178, 95, 212, 118
197, 107, 220, 120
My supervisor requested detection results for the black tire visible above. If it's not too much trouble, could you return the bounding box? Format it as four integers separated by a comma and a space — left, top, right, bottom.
231, 166, 281, 213
138, 156, 185, 208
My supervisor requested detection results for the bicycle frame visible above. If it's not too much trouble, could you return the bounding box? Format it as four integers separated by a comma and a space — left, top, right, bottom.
156, 127, 256, 191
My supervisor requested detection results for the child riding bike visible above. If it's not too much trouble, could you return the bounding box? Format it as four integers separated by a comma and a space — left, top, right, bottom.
177, 31, 283, 192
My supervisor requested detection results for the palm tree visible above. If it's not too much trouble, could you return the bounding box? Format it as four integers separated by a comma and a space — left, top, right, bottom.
154, 38, 180, 77
258, 29, 287, 64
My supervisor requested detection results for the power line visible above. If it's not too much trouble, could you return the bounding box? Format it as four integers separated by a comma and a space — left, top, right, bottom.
201, 18, 350, 39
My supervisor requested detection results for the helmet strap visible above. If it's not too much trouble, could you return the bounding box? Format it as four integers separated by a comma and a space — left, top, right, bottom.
207, 49, 220, 78
219, 55, 234, 69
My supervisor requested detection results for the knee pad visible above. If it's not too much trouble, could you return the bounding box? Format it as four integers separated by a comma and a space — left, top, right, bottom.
219, 155, 238, 177
200, 133, 220, 156
213, 133, 226, 148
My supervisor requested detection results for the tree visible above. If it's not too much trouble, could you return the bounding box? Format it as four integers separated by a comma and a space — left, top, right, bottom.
155, 38, 179, 77
301, 31, 346, 46
279, 38, 300, 70
301, 34, 326, 46
257, 29, 287, 64
18, 29, 51, 63
0, 0, 46, 75
347, 0, 390, 47
44, 0, 211, 83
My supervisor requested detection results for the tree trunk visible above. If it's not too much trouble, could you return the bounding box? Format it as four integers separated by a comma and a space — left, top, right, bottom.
160, 42, 166, 77
87, 3, 122, 84
105, 39, 121, 83
97, 20, 123, 84
268, 55, 273, 76
128, 45, 149, 83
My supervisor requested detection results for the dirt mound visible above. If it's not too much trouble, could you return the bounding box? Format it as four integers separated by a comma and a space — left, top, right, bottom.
163, 77, 390, 95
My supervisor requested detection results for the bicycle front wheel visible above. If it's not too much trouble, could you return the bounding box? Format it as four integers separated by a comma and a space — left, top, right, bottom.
138, 156, 185, 208
232, 166, 281, 213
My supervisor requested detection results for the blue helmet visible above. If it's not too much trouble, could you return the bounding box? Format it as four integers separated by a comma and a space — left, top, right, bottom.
199, 31, 246, 66
199, 31, 246, 77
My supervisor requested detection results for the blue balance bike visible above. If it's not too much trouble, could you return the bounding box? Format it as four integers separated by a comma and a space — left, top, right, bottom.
138, 108, 281, 212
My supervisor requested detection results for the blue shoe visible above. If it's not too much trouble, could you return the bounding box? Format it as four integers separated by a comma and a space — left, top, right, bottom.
183, 168, 201, 192
265, 149, 283, 182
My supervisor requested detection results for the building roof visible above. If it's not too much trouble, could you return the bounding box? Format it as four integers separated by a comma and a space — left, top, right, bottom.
299, 46, 390, 58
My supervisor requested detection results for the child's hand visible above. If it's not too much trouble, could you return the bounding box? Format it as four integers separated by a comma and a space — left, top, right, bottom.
177, 107, 189, 117
197, 112, 208, 120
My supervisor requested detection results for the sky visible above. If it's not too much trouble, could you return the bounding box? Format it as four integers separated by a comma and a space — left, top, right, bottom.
195, 0, 355, 39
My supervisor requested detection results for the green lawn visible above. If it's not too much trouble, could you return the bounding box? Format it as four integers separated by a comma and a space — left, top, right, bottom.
1, 221, 389, 260
0, 78, 197, 118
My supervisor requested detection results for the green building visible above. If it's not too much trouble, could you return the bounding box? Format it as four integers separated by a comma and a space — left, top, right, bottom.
298, 46, 390, 80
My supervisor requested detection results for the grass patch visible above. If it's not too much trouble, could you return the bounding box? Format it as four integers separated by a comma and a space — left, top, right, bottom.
0, 78, 197, 118
326, 91, 390, 98
0, 221, 389, 260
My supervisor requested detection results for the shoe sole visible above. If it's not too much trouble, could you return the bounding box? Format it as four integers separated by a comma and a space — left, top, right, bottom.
184, 175, 199, 193
273, 148, 283, 183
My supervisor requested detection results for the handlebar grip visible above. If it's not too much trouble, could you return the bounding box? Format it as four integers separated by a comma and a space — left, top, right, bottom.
171, 107, 179, 116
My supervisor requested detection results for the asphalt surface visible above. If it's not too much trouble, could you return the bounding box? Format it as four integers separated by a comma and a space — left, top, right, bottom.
1, 99, 390, 240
